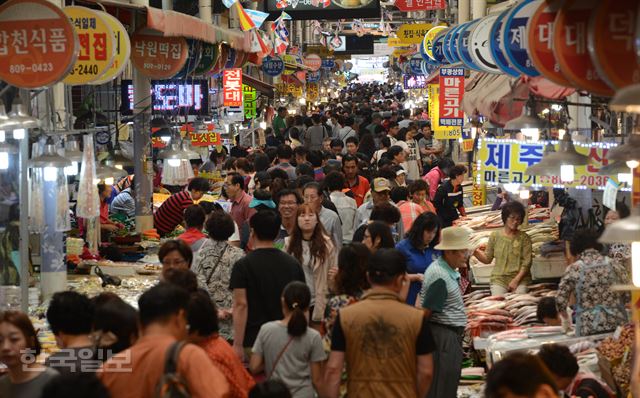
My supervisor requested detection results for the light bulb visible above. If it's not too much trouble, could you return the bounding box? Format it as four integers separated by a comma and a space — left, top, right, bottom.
470, 127, 478, 139
104, 177, 115, 185
259, 122, 267, 129
44, 166, 58, 182
458, 137, 463, 143
12, 129, 25, 139
560, 164, 574, 182
519, 190, 530, 200
558, 129, 566, 140
64, 161, 78, 176
0, 152, 8, 170
626, 160, 639, 169
632, 242, 640, 287
167, 158, 181, 167
618, 173, 632, 184
160, 136, 171, 143
0, 130, 5, 142
299, 98, 306, 105
114, 164, 123, 170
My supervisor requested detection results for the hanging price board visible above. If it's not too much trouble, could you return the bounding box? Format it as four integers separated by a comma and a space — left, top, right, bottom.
63, 6, 115, 85
0, 0, 78, 88
91, 11, 130, 85
130, 31, 188, 79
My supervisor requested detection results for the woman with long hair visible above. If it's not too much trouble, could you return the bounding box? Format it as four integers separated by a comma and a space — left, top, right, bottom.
285, 204, 337, 323
249, 282, 326, 398
361, 221, 396, 253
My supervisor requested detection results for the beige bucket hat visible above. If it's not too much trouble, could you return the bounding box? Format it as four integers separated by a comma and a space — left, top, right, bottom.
434, 226, 473, 251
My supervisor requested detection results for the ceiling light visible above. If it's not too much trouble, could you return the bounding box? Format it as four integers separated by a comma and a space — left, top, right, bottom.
597, 161, 630, 176
606, 134, 640, 168
609, 84, 640, 113
96, 161, 127, 183
504, 102, 548, 139
525, 143, 556, 176
560, 164, 574, 182
104, 141, 133, 169
29, 137, 72, 169
7, 98, 40, 130
64, 136, 84, 162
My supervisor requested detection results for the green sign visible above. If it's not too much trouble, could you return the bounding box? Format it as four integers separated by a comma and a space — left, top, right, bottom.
243, 84, 257, 120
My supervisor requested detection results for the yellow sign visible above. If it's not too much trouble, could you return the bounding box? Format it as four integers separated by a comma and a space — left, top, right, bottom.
387, 37, 404, 47
471, 165, 486, 206
397, 23, 440, 45
307, 82, 319, 101
276, 83, 303, 97
91, 11, 130, 85
63, 6, 115, 85
427, 84, 460, 139
423, 26, 447, 60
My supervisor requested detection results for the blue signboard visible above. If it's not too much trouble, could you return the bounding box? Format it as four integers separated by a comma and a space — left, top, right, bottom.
490, 10, 520, 77
447, 24, 465, 64
321, 58, 335, 69
262, 56, 285, 77
442, 28, 456, 64
501, 1, 540, 77
307, 70, 321, 82
432, 31, 448, 64
457, 21, 481, 71
409, 56, 424, 75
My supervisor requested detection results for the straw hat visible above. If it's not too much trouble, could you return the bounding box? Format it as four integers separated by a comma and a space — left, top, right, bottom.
435, 226, 473, 251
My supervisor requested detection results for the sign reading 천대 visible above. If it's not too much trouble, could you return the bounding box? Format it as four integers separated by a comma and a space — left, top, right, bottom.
427, 84, 460, 139
397, 23, 439, 45
63, 6, 115, 85
243, 84, 257, 120
477, 138, 620, 189
0, 0, 77, 89
223, 68, 243, 107
130, 32, 188, 80
438, 67, 464, 128
395, 0, 447, 13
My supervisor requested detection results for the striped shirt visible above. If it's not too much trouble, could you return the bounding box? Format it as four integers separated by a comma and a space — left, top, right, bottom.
154, 191, 193, 235
110, 188, 135, 218
420, 257, 467, 327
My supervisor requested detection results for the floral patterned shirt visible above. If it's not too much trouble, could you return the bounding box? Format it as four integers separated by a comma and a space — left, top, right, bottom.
322, 292, 362, 353
192, 239, 245, 341
556, 249, 629, 337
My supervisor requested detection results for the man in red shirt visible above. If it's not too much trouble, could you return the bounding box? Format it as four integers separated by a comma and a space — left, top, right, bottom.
225, 172, 255, 229
342, 154, 370, 207
154, 177, 210, 236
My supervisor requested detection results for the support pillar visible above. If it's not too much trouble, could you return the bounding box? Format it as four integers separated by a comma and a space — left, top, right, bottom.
458, 0, 470, 24
472, 0, 486, 19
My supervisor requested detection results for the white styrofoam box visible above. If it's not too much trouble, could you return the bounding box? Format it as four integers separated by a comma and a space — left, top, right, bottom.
531, 255, 567, 280
471, 264, 494, 284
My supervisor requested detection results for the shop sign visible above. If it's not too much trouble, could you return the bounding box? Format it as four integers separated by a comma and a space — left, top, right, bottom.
91, 11, 130, 85
553, 0, 614, 96
500, 0, 540, 77
477, 138, 618, 189
457, 21, 481, 71
395, 0, 446, 13
282, 54, 301, 75
428, 84, 460, 139
262, 55, 285, 76
222, 68, 243, 107
431, 30, 448, 64
438, 67, 464, 127
307, 82, 319, 101
471, 163, 486, 206
588, 0, 640, 90
447, 24, 465, 64
403, 74, 427, 89
130, 32, 188, 79
397, 23, 436, 45
307, 70, 321, 82
526, 2, 571, 87
193, 42, 219, 76
490, 10, 520, 77
321, 58, 336, 69
243, 84, 257, 120
304, 54, 322, 71
469, 14, 501, 74
190, 130, 221, 147
422, 26, 446, 61
441, 28, 455, 63
387, 37, 405, 47
409, 55, 424, 75
275, 83, 303, 97
461, 129, 474, 152
0, 0, 77, 89
174, 40, 203, 79
63, 6, 115, 85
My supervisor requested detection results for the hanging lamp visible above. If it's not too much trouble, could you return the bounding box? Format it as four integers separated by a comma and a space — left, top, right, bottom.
7, 97, 40, 139
525, 142, 556, 176
605, 134, 640, 169
158, 133, 196, 167
609, 84, 640, 113
29, 136, 72, 182
96, 161, 127, 186
541, 134, 590, 182
63, 135, 84, 176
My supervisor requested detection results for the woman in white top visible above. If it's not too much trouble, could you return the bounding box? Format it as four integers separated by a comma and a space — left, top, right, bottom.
371, 136, 392, 168
285, 204, 337, 323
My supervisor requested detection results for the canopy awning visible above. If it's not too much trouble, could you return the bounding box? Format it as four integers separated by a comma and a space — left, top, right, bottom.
243, 73, 274, 98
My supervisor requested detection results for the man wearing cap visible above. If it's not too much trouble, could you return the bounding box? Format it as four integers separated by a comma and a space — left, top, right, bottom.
419, 226, 471, 398
354, 177, 404, 235
325, 249, 435, 398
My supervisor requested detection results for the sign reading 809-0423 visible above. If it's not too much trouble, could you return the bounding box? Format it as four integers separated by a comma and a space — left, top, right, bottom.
262, 55, 285, 77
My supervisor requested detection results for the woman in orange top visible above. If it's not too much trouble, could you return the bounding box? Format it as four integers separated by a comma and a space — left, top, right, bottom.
187, 290, 255, 398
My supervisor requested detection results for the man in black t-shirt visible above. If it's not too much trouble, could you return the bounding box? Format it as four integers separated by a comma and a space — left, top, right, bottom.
230, 210, 305, 360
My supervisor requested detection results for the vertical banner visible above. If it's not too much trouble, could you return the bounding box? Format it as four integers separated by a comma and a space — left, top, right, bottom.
438, 67, 465, 127
243, 84, 257, 119
223, 68, 242, 107
428, 84, 460, 139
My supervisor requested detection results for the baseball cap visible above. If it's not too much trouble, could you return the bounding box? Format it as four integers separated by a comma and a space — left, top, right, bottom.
372, 177, 391, 192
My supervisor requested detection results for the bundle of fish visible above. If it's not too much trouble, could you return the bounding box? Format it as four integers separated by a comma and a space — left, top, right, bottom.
455, 207, 551, 230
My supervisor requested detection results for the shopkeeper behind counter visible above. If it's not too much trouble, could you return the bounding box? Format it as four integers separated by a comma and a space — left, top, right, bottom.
154, 177, 211, 236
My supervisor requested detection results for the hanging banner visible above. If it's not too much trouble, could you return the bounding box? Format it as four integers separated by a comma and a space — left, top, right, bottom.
438, 67, 465, 127
397, 23, 438, 45
130, 32, 188, 79
395, 0, 446, 13
428, 83, 460, 139
477, 138, 619, 189
90, 11, 130, 85
501, 0, 540, 77
63, 6, 115, 85
243, 84, 257, 120
307, 82, 319, 101
262, 55, 285, 76
303, 54, 322, 71
0, 0, 78, 88
223, 68, 243, 107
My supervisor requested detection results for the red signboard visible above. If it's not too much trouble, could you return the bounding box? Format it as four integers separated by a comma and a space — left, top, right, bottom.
553, 0, 614, 97
438, 67, 464, 127
588, 0, 640, 90
0, 0, 77, 88
304, 54, 322, 71
527, 1, 572, 87
130, 31, 188, 80
223, 68, 243, 107
395, 0, 446, 12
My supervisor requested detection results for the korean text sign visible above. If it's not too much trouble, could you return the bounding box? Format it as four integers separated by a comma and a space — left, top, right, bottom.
477, 138, 616, 189
395, 0, 446, 12
428, 84, 460, 139
243, 84, 257, 120
223, 68, 243, 107
438, 67, 464, 127
130, 32, 188, 80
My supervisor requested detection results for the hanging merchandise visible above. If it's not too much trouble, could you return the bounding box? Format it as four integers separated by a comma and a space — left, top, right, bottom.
469, 14, 501, 74
553, 0, 615, 97
173, 39, 203, 79
193, 42, 220, 76
457, 21, 482, 71
130, 31, 188, 79
0, 0, 78, 89
55, 171, 71, 232
588, 0, 640, 90
501, 0, 541, 77
91, 11, 131, 85
489, 10, 520, 77
76, 134, 100, 219
63, 6, 115, 85
29, 167, 45, 233
422, 25, 447, 61
262, 55, 285, 76
526, 1, 572, 87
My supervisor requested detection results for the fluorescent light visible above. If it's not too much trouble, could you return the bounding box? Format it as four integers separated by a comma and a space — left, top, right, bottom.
64, 161, 78, 176
558, 129, 566, 140
0, 130, 4, 142
560, 165, 574, 182
299, 98, 306, 105
503, 183, 520, 194
160, 136, 171, 143
44, 166, 57, 182
13, 128, 25, 139
0, 152, 8, 170
167, 159, 181, 167
551, 104, 563, 112
259, 122, 267, 129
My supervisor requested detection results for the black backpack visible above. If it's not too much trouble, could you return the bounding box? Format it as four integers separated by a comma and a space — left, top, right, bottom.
154, 341, 190, 398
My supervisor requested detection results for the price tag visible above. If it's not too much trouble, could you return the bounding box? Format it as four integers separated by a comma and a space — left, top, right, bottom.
603, 178, 620, 210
